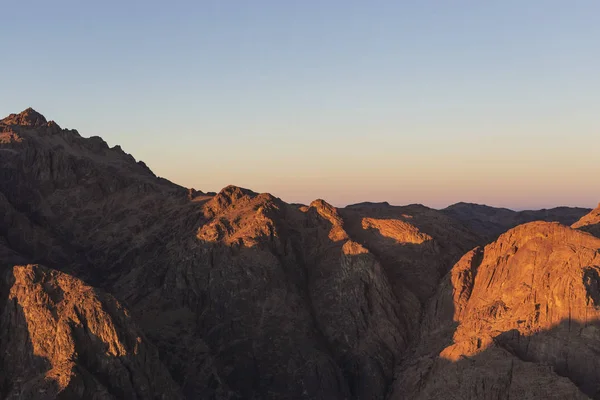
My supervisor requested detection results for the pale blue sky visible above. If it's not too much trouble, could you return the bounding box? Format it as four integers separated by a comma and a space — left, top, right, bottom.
2, 1, 599, 209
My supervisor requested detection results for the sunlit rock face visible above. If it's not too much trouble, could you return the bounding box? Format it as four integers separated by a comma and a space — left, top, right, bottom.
0, 264, 181, 399
2, 108, 600, 399
392, 222, 600, 399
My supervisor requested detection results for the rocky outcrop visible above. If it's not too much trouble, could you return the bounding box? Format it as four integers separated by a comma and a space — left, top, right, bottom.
1, 108, 48, 127
0, 264, 181, 399
392, 222, 600, 399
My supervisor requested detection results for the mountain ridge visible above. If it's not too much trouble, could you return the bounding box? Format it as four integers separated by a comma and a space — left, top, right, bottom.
442, 201, 591, 240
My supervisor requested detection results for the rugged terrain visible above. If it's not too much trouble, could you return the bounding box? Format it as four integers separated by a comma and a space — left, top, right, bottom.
0, 108, 598, 399
391, 222, 600, 399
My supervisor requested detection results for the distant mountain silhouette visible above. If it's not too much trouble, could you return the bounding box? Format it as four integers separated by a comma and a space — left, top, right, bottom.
442, 202, 590, 240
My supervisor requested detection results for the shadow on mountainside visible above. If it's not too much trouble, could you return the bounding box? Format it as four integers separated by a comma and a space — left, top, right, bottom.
578, 223, 600, 238
339, 205, 481, 304
166, 196, 387, 399
341, 216, 446, 303
114, 192, 352, 399
132, 190, 453, 399
393, 317, 600, 399
495, 318, 600, 398
173, 191, 519, 399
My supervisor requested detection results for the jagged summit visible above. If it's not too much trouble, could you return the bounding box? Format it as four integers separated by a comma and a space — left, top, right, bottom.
218, 184, 257, 198
210, 185, 258, 207
1, 107, 48, 127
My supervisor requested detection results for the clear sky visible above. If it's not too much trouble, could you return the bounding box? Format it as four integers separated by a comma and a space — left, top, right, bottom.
2, 1, 599, 209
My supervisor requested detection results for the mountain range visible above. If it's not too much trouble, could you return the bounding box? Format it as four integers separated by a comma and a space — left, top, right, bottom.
1, 108, 598, 399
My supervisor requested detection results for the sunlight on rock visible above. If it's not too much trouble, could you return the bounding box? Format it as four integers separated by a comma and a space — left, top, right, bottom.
361, 217, 432, 244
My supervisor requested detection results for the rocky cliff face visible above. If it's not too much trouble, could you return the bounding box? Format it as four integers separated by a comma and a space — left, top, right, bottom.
392, 222, 600, 399
1, 108, 598, 399
0, 264, 181, 399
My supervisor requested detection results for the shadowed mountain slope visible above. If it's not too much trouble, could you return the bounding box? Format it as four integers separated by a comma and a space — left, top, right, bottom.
573, 203, 600, 238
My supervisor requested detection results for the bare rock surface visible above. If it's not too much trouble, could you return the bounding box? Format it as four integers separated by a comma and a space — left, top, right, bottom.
0, 264, 181, 399
392, 222, 600, 399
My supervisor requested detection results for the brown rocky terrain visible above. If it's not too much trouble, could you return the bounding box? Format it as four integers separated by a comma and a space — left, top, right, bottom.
339, 202, 481, 303
391, 222, 600, 399
0, 108, 598, 399
442, 202, 590, 241
0, 264, 181, 399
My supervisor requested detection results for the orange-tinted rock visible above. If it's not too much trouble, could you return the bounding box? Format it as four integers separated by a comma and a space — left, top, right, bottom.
0, 264, 181, 399
393, 222, 600, 399
1, 108, 48, 127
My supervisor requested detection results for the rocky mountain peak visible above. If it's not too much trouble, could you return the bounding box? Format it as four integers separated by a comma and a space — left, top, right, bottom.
1, 107, 48, 127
